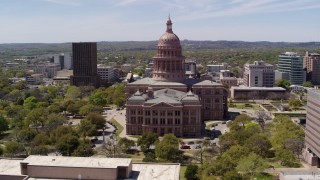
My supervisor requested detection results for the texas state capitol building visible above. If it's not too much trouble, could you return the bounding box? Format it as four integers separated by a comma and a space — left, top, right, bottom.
125, 17, 228, 138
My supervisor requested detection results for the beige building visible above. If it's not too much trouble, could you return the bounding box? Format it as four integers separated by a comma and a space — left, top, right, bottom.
26, 74, 43, 85
304, 52, 320, 85
97, 64, 116, 83
230, 86, 287, 100
33, 63, 61, 78
243, 60, 274, 87
125, 18, 228, 138
304, 90, 320, 166
0, 156, 180, 180
219, 70, 237, 88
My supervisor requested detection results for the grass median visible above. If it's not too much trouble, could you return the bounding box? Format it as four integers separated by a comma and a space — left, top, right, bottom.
110, 118, 124, 140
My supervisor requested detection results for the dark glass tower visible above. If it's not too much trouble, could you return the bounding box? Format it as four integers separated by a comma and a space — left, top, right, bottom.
70, 42, 100, 87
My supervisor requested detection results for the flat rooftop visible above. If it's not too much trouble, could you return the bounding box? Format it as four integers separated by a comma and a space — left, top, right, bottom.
280, 169, 320, 180
0, 159, 22, 175
232, 86, 285, 91
132, 163, 180, 180
22, 155, 132, 169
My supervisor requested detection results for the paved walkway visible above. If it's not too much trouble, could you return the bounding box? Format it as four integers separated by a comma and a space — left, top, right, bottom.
104, 108, 137, 141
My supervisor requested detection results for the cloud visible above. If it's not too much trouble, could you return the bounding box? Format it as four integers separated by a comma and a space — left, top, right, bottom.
169, 0, 320, 22
40, 0, 82, 6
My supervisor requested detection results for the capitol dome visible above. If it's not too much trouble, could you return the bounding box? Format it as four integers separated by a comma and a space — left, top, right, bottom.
152, 16, 185, 83
155, 17, 182, 58
157, 17, 181, 47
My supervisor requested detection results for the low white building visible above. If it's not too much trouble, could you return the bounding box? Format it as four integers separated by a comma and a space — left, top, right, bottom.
97, 64, 116, 83
26, 74, 43, 85
290, 85, 305, 92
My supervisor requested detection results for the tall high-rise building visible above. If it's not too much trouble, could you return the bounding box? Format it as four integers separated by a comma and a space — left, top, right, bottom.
304, 90, 320, 166
276, 52, 306, 85
304, 52, 320, 85
70, 42, 100, 87
243, 60, 274, 87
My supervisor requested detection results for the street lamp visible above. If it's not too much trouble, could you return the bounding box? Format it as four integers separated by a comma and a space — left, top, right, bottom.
102, 127, 106, 144
113, 135, 118, 158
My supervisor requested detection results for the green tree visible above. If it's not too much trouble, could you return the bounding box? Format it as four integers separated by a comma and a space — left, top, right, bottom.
85, 112, 106, 129
236, 152, 267, 177
44, 113, 66, 134
303, 81, 313, 87
137, 132, 158, 153
276, 79, 291, 91
72, 140, 95, 157
0, 115, 9, 135
234, 114, 251, 128
79, 104, 103, 116
4, 141, 24, 157
118, 137, 135, 153
30, 145, 49, 155
155, 134, 181, 162
244, 134, 272, 158
50, 126, 78, 144
288, 99, 302, 110
65, 86, 81, 100
89, 91, 107, 106
271, 117, 304, 150
78, 119, 96, 139
223, 170, 244, 180
143, 152, 157, 162
284, 138, 304, 158
185, 164, 199, 180
25, 107, 48, 132
245, 122, 261, 135
56, 134, 80, 156
23, 96, 37, 110
275, 149, 299, 167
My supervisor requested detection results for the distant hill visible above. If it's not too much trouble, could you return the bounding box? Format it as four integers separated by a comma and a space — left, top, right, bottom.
0, 40, 319, 59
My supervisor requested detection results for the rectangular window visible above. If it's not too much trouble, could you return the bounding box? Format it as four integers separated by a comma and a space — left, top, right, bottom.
152, 110, 158, 116
175, 118, 180, 125
145, 110, 151, 116
160, 110, 165, 116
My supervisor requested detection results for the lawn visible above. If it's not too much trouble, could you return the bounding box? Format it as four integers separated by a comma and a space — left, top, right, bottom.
180, 165, 187, 180
128, 151, 145, 162
232, 103, 263, 110
110, 118, 124, 140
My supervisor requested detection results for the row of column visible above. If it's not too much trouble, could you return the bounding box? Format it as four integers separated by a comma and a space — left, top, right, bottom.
154, 60, 183, 72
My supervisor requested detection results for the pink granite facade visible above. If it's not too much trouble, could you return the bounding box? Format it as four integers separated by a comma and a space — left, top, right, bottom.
125, 18, 228, 137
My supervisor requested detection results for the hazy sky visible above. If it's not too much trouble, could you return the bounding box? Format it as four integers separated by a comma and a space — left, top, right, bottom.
1, 0, 320, 43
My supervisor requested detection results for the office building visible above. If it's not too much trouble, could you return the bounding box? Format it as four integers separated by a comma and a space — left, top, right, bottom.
230, 86, 288, 100
33, 63, 61, 78
304, 52, 320, 85
277, 52, 306, 85
70, 42, 100, 87
97, 64, 116, 83
304, 90, 320, 166
26, 74, 43, 85
207, 64, 227, 73
243, 60, 274, 87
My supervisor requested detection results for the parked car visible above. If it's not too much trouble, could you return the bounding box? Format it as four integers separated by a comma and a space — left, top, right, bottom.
187, 141, 195, 145
203, 137, 210, 140
90, 137, 98, 142
180, 144, 191, 149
